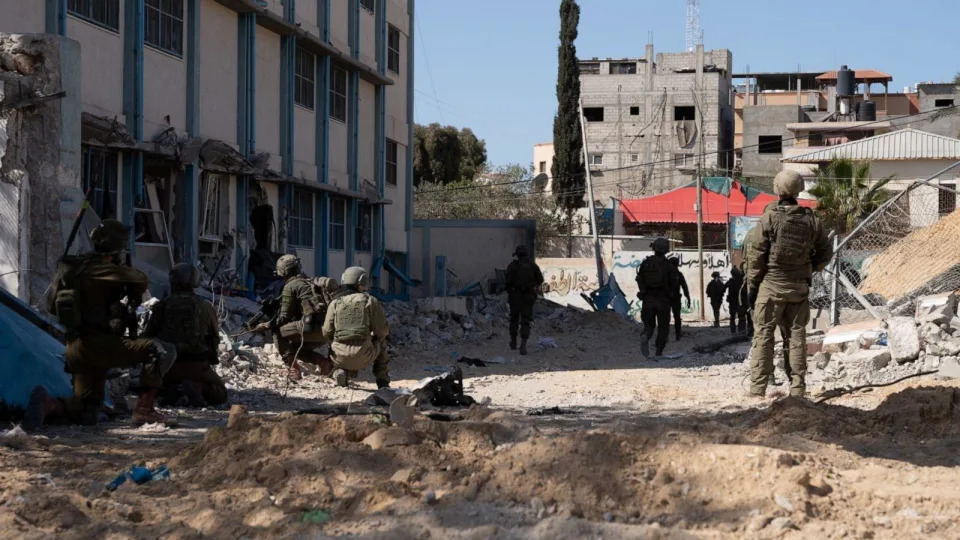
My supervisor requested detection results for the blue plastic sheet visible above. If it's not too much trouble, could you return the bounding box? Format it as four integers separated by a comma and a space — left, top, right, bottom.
0, 298, 71, 408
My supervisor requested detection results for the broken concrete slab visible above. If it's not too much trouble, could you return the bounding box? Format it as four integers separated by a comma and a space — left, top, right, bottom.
939, 339, 960, 357
822, 320, 884, 354
844, 349, 892, 372
916, 293, 957, 326
417, 297, 470, 317
886, 317, 921, 364
938, 357, 960, 378
362, 427, 423, 450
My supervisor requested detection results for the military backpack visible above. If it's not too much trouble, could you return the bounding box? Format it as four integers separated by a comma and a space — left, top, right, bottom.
157, 295, 210, 357
52, 254, 94, 335
332, 293, 371, 342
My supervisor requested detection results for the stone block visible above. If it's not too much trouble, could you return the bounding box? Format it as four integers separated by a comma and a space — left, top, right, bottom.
417, 297, 470, 317
887, 317, 921, 364
938, 356, 960, 378
940, 339, 960, 357
822, 320, 884, 353
916, 293, 957, 326
844, 349, 892, 372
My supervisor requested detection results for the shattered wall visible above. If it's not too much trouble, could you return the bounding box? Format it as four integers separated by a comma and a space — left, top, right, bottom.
0, 33, 81, 304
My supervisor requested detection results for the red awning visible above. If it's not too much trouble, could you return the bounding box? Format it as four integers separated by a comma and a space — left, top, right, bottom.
620, 182, 816, 224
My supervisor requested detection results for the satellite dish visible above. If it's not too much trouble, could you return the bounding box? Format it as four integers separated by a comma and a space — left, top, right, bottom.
532, 173, 550, 191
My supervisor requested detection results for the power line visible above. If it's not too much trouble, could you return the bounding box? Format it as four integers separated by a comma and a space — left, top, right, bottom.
415, 19, 443, 123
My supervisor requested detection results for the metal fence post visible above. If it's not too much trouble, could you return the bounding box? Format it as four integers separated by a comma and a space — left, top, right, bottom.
830, 235, 839, 326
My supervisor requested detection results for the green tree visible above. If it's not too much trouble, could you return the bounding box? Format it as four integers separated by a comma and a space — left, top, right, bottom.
412, 123, 488, 185
458, 128, 488, 181
551, 0, 586, 256
808, 158, 893, 234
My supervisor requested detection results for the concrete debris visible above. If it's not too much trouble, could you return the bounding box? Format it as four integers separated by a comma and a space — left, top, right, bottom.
886, 317, 921, 364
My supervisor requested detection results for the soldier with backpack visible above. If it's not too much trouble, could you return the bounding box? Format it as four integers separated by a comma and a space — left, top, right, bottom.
636, 237, 675, 358
144, 263, 227, 407
274, 255, 339, 381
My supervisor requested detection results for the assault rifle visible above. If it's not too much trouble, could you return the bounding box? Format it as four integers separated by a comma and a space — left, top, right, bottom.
245, 294, 281, 333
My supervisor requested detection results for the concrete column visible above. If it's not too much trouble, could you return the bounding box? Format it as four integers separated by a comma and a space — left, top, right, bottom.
182, 0, 200, 263
404, 0, 415, 281
45, 0, 66, 35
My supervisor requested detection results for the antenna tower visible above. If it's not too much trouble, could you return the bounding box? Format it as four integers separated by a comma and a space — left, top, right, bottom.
685, 0, 701, 52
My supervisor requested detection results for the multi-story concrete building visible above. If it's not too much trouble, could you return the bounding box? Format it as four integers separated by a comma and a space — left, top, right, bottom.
577, 44, 734, 201
0, 0, 414, 299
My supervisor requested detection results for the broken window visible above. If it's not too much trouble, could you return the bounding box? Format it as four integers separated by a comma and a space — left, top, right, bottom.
609, 62, 636, 75
81, 146, 119, 220
630, 153, 639, 163
807, 133, 825, 147
674, 153, 694, 168
145, 0, 184, 57
940, 184, 957, 217
589, 154, 603, 166
360, 0, 375, 12
629, 106, 640, 116
330, 198, 346, 250
935, 99, 955, 108
288, 189, 314, 248
580, 62, 600, 75
674, 106, 696, 121
388, 25, 401, 74
758, 135, 783, 154
198, 173, 229, 238
67, 0, 120, 31
355, 203, 373, 252
386, 139, 398, 186
331, 65, 348, 123
295, 47, 316, 110
583, 107, 604, 122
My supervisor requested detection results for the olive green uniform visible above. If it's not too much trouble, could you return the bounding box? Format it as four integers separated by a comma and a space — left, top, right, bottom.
275, 275, 332, 366
49, 256, 176, 424
144, 293, 227, 405
746, 201, 832, 396
322, 291, 390, 380
505, 256, 544, 342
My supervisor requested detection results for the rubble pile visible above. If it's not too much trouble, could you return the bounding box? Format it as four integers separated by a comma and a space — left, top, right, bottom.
816, 293, 960, 388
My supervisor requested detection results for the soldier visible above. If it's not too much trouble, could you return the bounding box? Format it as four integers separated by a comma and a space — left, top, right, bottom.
726, 267, 746, 334
505, 245, 544, 355
667, 257, 691, 341
25, 219, 177, 429
144, 263, 227, 407
636, 237, 675, 358
746, 170, 832, 398
705, 271, 725, 327
274, 255, 337, 381
322, 266, 390, 389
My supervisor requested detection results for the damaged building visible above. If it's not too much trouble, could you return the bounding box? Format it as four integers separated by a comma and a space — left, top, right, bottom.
0, 0, 415, 305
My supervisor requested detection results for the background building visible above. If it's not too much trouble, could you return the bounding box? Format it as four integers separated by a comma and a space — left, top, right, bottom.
0, 0, 414, 300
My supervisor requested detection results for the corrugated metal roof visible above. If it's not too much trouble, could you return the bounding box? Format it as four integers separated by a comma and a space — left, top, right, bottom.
782, 129, 960, 163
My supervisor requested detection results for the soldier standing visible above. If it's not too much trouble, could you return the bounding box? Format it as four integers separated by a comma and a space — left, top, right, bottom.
322, 266, 390, 388
705, 271, 725, 327
667, 257, 691, 341
726, 267, 746, 334
746, 170, 832, 398
636, 237, 674, 358
274, 255, 337, 381
26, 219, 177, 429
144, 263, 227, 407
505, 245, 544, 355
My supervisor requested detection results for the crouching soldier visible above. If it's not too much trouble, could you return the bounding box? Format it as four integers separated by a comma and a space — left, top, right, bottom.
274, 255, 337, 381
144, 263, 227, 407
26, 219, 177, 429
322, 266, 390, 389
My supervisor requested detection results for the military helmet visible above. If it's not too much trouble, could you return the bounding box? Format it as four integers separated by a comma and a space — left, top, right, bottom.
513, 245, 529, 258
651, 237, 670, 254
773, 170, 804, 197
711, 271, 720, 278
668, 256, 680, 267
341, 266, 369, 287
275, 254, 301, 278
169, 263, 200, 288
90, 219, 131, 253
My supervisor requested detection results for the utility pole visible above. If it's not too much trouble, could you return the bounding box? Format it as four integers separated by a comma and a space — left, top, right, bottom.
696, 165, 705, 321
579, 99, 604, 288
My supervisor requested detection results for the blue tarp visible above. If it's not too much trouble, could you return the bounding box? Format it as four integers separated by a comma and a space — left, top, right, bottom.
0, 295, 72, 408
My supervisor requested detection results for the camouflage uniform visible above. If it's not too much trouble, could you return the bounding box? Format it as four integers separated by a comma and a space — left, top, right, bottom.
322, 287, 390, 384
747, 172, 832, 397
636, 238, 675, 357
275, 275, 332, 365
505, 246, 544, 355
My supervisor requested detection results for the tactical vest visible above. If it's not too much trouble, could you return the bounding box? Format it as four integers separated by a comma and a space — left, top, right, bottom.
769, 207, 815, 267
52, 255, 93, 335
333, 293, 371, 342
509, 260, 541, 295
157, 295, 209, 356
638, 256, 668, 289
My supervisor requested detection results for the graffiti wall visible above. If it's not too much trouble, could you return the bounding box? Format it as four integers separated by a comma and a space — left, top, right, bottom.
538, 251, 734, 323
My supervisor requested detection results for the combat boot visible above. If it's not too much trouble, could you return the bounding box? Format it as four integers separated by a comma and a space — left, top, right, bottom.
655, 347, 664, 357
640, 336, 650, 358
376, 378, 391, 389
509, 335, 517, 350
23, 386, 64, 431
675, 327, 682, 341
519, 338, 528, 356
333, 369, 349, 387
132, 389, 174, 427
302, 352, 334, 376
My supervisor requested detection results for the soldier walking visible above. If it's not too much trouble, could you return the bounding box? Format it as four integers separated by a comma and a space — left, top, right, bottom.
705, 271, 725, 327
636, 238, 675, 358
667, 257, 691, 341
505, 245, 544, 355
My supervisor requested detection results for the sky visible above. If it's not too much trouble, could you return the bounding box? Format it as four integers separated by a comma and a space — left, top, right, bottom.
413, 0, 960, 167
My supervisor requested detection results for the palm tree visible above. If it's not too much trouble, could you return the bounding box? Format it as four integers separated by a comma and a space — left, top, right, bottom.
807, 158, 894, 235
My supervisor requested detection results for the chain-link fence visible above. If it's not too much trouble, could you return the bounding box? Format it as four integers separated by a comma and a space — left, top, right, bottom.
815, 178, 960, 325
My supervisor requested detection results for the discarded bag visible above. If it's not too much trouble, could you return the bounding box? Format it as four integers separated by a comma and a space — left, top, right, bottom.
106, 465, 170, 491
413, 367, 476, 407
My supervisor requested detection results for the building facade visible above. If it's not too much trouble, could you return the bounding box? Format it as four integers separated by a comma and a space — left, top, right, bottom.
577, 44, 734, 201
0, 0, 414, 296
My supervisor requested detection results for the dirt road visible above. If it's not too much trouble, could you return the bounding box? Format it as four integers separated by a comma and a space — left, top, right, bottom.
2, 312, 959, 539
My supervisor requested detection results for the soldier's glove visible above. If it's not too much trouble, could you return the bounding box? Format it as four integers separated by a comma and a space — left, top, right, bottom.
250, 322, 271, 334
748, 288, 759, 310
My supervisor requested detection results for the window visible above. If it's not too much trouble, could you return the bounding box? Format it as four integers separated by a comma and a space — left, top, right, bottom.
589, 154, 603, 166
330, 198, 346, 250
355, 203, 372, 252
538, 161, 547, 174
629, 106, 640, 116
295, 47, 316, 109
580, 62, 600, 75
67, 0, 120, 31
81, 147, 119, 220
330, 66, 348, 122
145, 0, 184, 57
674, 106, 696, 121
758, 135, 783, 154
940, 184, 957, 217
386, 139, 398, 186
674, 153, 693, 168
360, 0, 375, 12
630, 154, 640, 163
388, 25, 401, 74
935, 99, 955, 108
808, 133, 825, 147
288, 189, 314, 248
583, 107, 604, 122
199, 173, 228, 237
609, 62, 636, 75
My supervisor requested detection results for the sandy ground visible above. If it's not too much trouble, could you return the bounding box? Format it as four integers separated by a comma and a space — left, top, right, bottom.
2, 310, 960, 539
